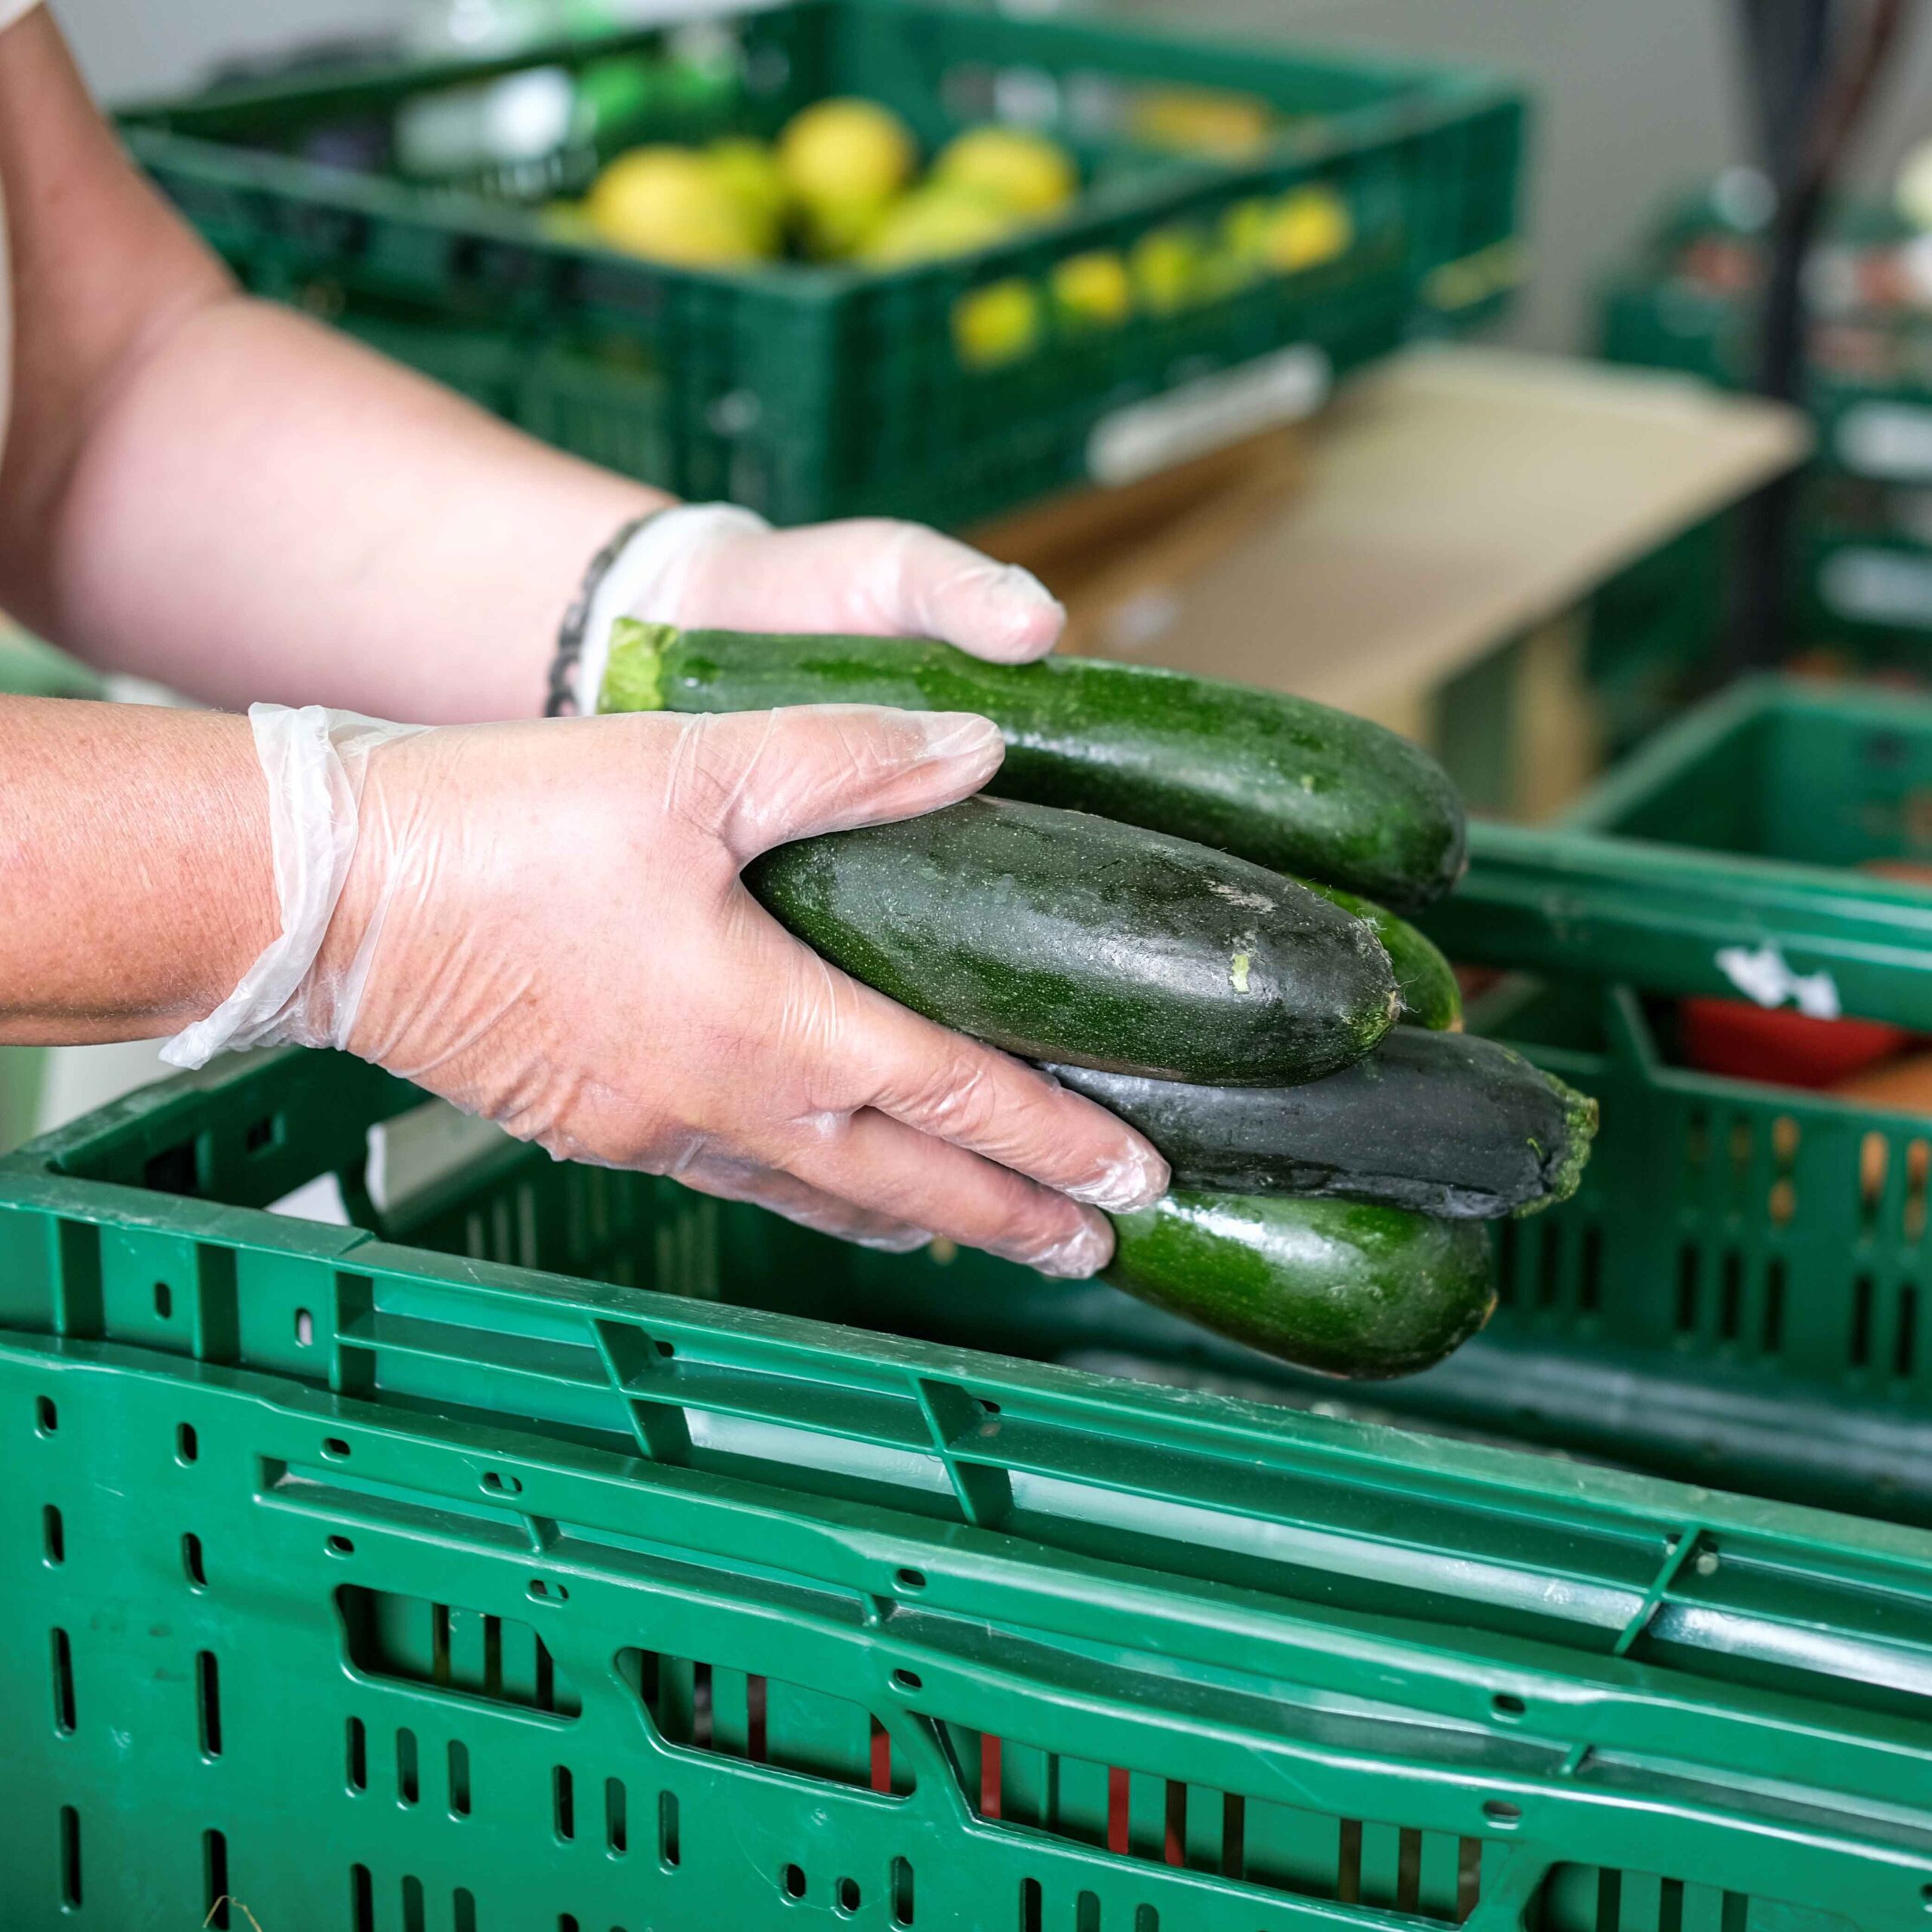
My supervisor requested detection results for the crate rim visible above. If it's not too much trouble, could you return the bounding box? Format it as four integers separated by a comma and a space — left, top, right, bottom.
1432, 676, 1932, 1027
1562, 672, 1932, 834
115, 0, 1522, 135
117, 0, 1526, 303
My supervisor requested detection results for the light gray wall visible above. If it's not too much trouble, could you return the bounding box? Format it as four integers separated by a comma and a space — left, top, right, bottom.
46, 0, 1932, 351
50, 0, 406, 99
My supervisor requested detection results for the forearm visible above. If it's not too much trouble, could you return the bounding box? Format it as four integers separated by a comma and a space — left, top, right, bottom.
0, 10, 667, 722
0, 697, 275, 1043
39, 302, 666, 721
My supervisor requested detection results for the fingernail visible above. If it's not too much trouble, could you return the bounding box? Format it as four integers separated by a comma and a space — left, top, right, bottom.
856, 1226, 933, 1254
1026, 1214, 1112, 1279
990, 565, 1064, 628
995, 561, 1059, 608
915, 711, 1004, 763
1065, 1141, 1170, 1213
985, 565, 1064, 660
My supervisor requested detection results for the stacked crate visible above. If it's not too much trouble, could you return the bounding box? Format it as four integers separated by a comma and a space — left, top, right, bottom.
1592, 181, 1932, 746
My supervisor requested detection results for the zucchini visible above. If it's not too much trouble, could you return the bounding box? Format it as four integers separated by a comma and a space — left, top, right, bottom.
1051, 1030, 1598, 1218
605, 623, 1466, 912
1106, 1191, 1496, 1380
1306, 881, 1460, 1029
746, 795, 1399, 1084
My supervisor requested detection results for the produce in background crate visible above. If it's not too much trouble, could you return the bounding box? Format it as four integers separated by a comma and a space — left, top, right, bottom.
1130, 223, 1208, 313
1049, 1029, 1596, 1219
1257, 183, 1355, 271
1678, 995, 1912, 1088
583, 143, 768, 263
705, 134, 789, 251
560, 88, 1360, 368
950, 278, 1043, 367
861, 183, 1020, 266
1050, 248, 1134, 331
573, 109, 1097, 302
746, 794, 1401, 1084
930, 124, 1076, 219
601, 623, 1467, 911
575, 94, 1105, 270
1104, 1190, 1495, 1379
777, 94, 916, 255
561, 78, 1332, 320
1124, 83, 1275, 159
572, 94, 1094, 272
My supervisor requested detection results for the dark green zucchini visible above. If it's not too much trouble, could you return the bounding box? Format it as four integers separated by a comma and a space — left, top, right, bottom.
1306, 881, 1460, 1029
605, 622, 1466, 912
746, 795, 1399, 1084
1106, 1191, 1495, 1379
1051, 1031, 1597, 1218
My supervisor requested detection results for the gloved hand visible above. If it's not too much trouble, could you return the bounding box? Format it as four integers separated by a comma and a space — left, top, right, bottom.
565, 503, 1063, 715
165, 702, 1167, 1275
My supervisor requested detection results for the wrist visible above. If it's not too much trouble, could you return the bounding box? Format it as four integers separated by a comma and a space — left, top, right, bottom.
293, 766, 389, 1058
161, 705, 424, 1069
548, 501, 768, 717
170, 712, 282, 1025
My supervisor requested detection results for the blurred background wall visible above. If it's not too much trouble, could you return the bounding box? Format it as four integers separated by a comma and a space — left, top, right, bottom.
47, 0, 1932, 355
51, 0, 404, 99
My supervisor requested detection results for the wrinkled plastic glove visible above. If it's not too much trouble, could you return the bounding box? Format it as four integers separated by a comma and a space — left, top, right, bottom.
165, 702, 1168, 1275
568, 503, 1063, 715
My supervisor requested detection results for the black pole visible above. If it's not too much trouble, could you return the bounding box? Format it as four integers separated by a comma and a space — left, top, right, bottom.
1724, 0, 1917, 673
1725, 0, 1834, 673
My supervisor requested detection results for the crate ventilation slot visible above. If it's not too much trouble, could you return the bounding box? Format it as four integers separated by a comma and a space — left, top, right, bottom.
619, 1646, 912, 1795
954, 1726, 1482, 1924
337, 1586, 581, 1718
351, 1867, 479, 1932
396, 1157, 721, 1302
1531, 1863, 1857, 1932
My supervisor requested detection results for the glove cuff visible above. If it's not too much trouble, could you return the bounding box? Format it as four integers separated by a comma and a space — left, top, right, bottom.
161, 703, 421, 1069
549, 501, 769, 718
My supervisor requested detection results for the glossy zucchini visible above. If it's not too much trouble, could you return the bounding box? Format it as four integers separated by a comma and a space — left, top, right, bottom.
605, 623, 1467, 912
1106, 1191, 1496, 1379
746, 795, 1399, 1084
1051, 1030, 1597, 1218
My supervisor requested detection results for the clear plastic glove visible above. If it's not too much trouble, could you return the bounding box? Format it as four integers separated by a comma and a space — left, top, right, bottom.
568, 503, 1063, 715
166, 702, 1168, 1275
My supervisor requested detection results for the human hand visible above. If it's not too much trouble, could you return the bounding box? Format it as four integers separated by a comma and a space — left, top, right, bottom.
169, 702, 1167, 1275
565, 503, 1063, 715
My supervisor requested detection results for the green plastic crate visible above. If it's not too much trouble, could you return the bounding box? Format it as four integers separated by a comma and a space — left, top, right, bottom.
1798, 476, 1932, 655
1587, 190, 1932, 728
1605, 266, 1932, 505
118, 0, 1526, 528
1583, 513, 1732, 755
1390, 678, 1932, 1516
1595, 182, 1932, 410
1432, 677, 1932, 1023
1584, 277, 1743, 744
5, 1045, 1932, 1928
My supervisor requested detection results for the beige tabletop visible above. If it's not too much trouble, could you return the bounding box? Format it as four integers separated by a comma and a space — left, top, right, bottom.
1127, 343, 1811, 715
